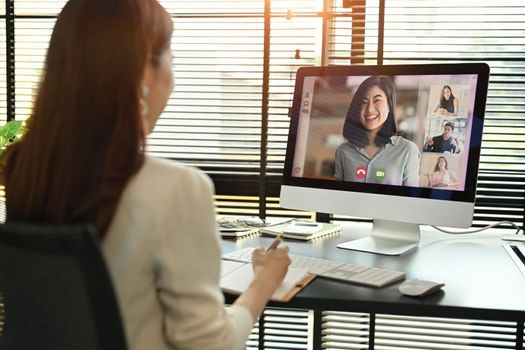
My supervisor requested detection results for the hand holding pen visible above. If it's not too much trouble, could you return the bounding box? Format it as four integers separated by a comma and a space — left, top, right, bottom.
251, 235, 291, 290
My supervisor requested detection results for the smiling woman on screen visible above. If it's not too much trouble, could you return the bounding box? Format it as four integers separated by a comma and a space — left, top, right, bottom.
335, 75, 420, 187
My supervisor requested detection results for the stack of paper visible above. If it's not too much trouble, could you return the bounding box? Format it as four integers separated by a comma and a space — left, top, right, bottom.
216, 216, 262, 238
261, 220, 342, 241
218, 227, 260, 238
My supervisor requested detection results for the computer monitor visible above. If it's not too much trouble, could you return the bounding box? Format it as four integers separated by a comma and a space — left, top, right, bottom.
280, 63, 490, 255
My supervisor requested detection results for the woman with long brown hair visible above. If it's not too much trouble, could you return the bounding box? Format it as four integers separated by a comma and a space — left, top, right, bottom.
1, 0, 290, 349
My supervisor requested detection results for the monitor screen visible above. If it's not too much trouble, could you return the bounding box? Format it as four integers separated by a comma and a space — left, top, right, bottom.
281, 63, 490, 255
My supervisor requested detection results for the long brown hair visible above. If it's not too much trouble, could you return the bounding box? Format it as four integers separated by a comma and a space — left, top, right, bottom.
434, 156, 449, 171
2, 0, 173, 238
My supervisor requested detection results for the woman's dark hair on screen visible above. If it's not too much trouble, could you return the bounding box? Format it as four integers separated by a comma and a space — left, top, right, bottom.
1, 0, 172, 238
342, 75, 397, 148
434, 156, 449, 171
440, 84, 455, 110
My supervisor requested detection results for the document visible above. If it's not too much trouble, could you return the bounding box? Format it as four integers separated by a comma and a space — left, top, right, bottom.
220, 260, 315, 302
261, 220, 342, 241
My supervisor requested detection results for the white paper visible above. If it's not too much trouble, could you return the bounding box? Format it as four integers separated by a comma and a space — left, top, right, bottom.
220, 260, 308, 301
221, 260, 245, 278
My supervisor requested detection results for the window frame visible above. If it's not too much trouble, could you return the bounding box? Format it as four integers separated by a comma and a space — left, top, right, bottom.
4, 0, 524, 226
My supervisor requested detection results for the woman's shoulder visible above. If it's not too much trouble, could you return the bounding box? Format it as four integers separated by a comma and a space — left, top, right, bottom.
390, 136, 420, 157
391, 135, 417, 148
143, 156, 208, 180
336, 141, 354, 152
127, 156, 213, 199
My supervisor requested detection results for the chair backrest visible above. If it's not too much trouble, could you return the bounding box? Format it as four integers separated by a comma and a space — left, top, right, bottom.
0, 222, 127, 350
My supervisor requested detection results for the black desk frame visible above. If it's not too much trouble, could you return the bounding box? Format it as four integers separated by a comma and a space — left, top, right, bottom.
223, 223, 525, 349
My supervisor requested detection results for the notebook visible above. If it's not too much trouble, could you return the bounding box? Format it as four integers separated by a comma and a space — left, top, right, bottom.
220, 260, 315, 302
261, 220, 342, 241
219, 227, 260, 238
216, 216, 265, 238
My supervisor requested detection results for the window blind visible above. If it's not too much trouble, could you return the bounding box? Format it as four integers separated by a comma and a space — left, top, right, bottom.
322, 311, 371, 349
261, 308, 312, 349
374, 0, 525, 228
266, 0, 324, 178
14, 19, 54, 122
322, 312, 521, 349
374, 314, 518, 350
155, 0, 266, 196
14, 0, 65, 15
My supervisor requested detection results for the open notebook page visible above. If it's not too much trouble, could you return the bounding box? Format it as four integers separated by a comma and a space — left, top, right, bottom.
220, 261, 310, 302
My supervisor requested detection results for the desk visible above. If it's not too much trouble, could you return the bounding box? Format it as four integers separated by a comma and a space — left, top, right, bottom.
222, 222, 525, 349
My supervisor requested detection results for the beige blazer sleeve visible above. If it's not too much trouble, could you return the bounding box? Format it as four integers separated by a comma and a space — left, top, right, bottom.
153, 165, 254, 350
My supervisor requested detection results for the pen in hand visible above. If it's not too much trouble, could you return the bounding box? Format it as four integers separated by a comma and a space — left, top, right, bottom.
266, 234, 283, 251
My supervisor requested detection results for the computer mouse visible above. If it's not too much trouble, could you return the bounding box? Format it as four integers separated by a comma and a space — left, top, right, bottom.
398, 279, 445, 297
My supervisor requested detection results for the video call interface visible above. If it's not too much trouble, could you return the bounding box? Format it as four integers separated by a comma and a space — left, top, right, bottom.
291, 73, 479, 191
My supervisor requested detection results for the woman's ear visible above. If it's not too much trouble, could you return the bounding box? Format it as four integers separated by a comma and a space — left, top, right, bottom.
139, 63, 154, 135
139, 85, 150, 115
140, 62, 154, 94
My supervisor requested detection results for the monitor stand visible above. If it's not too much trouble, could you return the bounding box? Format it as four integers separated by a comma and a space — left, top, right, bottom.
337, 219, 420, 256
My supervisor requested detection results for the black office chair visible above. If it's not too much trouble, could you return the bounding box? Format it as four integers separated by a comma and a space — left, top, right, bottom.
0, 222, 127, 350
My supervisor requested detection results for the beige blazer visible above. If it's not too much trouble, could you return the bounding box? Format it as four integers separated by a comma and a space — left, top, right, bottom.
103, 156, 253, 350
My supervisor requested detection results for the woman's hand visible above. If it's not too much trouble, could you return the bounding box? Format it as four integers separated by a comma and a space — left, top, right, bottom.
251, 246, 291, 291
234, 245, 292, 322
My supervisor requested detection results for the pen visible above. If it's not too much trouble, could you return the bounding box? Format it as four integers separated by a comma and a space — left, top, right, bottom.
266, 234, 283, 251
294, 221, 319, 227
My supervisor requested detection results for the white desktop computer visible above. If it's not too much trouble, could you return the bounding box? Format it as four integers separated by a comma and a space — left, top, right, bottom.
280, 63, 490, 255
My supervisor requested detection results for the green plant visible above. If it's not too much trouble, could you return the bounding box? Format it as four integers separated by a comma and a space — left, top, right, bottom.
0, 120, 25, 152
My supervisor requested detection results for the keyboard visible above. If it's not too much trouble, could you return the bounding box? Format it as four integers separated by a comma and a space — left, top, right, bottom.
222, 247, 405, 288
